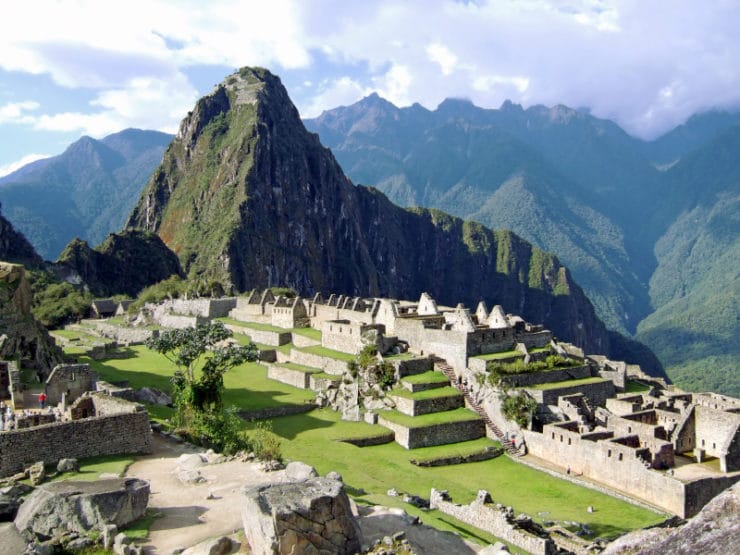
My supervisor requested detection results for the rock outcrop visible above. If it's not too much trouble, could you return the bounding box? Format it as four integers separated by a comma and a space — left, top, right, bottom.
0, 262, 63, 374
602, 483, 739, 554
0, 203, 43, 267
241, 476, 362, 555
14, 478, 149, 541
54, 230, 183, 297
126, 66, 634, 360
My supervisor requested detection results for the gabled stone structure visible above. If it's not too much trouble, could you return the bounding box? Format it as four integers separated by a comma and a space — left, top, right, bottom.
45, 363, 98, 406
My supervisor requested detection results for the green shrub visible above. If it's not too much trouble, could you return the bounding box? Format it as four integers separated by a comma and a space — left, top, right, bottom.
500, 392, 537, 428
31, 279, 91, 328
252, 421, 282, 462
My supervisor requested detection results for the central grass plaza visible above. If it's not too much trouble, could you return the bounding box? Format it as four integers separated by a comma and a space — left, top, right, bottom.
74, 342, 667, 548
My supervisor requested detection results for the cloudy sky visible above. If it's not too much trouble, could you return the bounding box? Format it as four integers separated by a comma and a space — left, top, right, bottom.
1, 0, 739, 176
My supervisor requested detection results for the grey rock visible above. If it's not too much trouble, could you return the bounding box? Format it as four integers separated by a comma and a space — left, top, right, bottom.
602, 483, 739, 555
1, 483, 33, 497
177, 453, 207, 470
242, 477, 362, 555
56, 458, 79, 473
65, 537, 93, 550
28, 462, 45, 487
133, 386, 172, 406
103, 523, 118, 549
181, 535, 241, 555
176, 469, 205, 484
285, 461, 318, 482
326, 471, 343, 482
478, 542, 511, 554
14, 478, 149, 541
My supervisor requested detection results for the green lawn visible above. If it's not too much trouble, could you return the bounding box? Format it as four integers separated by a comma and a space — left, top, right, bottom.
391, 386, 462, 400
527, 377, 607, 390
291, 327, 322, 340
379, 407, 481, 428
298, 344, 357, 362
217, 318, 289, 333
278, 362, 321, 373
264, 409, 666, 543
51, 454, 134, 482
473, 350, 524, 361
401, 371, 451, 385
625, 380, 651, 393
76, 345, 315, 412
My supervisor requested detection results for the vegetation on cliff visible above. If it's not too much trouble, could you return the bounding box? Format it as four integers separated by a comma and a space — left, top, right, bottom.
128, 68, 660, 375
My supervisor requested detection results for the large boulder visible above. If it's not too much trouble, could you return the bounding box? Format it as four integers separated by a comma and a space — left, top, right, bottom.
242, 477, 362, 555
14, 478, 149, 541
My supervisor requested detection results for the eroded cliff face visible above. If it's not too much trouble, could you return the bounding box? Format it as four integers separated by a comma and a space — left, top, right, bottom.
55, 230, 183, 297
127, 67, 662, 371
0, 262, 63, 373
0, 204, 43, 267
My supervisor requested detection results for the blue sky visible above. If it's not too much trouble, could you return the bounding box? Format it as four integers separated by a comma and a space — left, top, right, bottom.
1, 0, 740, 175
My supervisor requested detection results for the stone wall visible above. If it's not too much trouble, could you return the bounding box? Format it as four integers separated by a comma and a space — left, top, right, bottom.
378, 415, 485, 449
391, 392, 463, 417
393, 319, 469, 373
505, 365, 592, 388
86, 321, 153, 345
526, 379, 615, 407
292, 333, 320, 348
45, 363, 98, 406
523, 425, 704, 516
267, 364, 312, 389
391, 357, 432, 377
694, 406, 740, 465
309, 373, 341, 391
162, 298, 237, 318
289, 349, 349, 376
321, 320, 367, 355
224, 325, 291, 347
157, 313, 205, 329
0, 404, 151, 477
429, 489, 557, 555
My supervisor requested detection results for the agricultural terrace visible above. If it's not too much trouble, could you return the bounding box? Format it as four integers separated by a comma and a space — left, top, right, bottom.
71, 344, 667, 545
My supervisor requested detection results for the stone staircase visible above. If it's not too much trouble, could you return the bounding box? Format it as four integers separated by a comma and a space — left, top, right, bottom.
433, 357, 523, 457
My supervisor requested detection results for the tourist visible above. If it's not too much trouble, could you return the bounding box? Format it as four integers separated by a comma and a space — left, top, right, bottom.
39, 392, 47, 409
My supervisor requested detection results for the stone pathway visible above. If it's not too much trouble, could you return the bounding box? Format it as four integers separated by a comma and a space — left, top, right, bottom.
125, 435, 288, 554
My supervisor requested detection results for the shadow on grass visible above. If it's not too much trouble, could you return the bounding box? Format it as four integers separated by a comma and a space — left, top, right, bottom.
245, 411, 335, 440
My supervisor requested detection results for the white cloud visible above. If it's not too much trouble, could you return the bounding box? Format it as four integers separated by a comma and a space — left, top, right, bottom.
300, 77, 371, 118
373, 64, 413, 107
472, 74, 530, 94
0, 101, 40, 124
0, 153, 51, 178
426, 43, 458, 76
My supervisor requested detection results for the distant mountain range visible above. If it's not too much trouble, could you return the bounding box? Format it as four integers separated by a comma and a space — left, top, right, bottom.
0, 129, 172, 260
1, 74, 735, 393
305, 96, 739, 395
123, 67, 661, 373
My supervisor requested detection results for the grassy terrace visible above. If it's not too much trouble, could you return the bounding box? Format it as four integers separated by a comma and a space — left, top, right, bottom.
62, 344, 666, 544
473, 349, 524, 361
71, 344, 315, 412
50, 328, 103, 344
297, 344, 356, 362
401, 371, 450, 385
391, 386, 461, 400
278, 362, 321, 373
311, 372, 341, 382
625, 380, 652, 393
527, 376, 607, 390
408, 437, 502, 463
217, 317, 286, 333
379, 407, 481, 428
291, 327, 322, 340
267, 409, 667, 543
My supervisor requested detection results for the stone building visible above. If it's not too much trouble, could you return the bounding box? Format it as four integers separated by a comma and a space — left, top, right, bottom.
44, 363, 98, 406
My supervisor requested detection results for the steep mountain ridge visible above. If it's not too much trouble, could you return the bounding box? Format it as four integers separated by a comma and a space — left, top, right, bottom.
128, 67, 661, 373
306, 97, 654, 334
0, 129, 172, 259
0, 202, 43, 268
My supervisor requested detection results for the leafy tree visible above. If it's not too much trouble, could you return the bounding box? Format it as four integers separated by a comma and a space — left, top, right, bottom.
500, 391, 537, 428
145, 321, 258, 427
29, 270, 92, 328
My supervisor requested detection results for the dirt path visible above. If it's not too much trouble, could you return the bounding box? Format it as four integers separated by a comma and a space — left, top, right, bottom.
126, 435, 485, 554
125, 435, 288, 554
